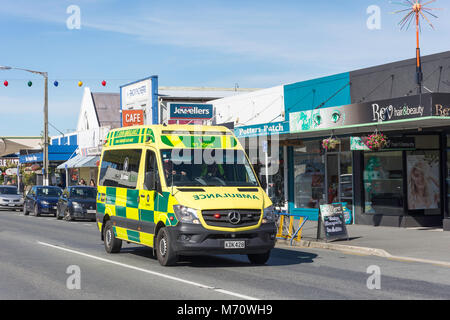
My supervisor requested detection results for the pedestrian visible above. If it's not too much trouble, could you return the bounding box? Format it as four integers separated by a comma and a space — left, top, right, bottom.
89, 179, 96, 187
79, 178, 86, 185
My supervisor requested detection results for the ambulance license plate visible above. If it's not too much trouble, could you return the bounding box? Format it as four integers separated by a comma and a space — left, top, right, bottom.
224, 240, 245, 249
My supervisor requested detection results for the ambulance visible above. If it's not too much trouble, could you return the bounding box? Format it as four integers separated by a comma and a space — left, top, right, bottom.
96, 125, 277, 266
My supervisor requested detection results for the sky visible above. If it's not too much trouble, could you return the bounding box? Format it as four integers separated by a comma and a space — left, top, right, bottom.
0, 0, 449, 136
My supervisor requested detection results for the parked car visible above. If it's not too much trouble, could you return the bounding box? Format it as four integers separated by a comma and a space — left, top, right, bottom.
0, 185, 24, 211
23, 186, 63, 217
56, 186, 97, 221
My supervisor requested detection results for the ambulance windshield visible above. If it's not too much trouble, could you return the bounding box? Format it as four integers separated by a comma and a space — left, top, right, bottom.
161, 149, 259, 187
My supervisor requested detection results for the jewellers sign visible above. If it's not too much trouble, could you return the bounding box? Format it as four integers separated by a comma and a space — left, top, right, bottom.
290, 93, 450, 133
169, 103, 213, 120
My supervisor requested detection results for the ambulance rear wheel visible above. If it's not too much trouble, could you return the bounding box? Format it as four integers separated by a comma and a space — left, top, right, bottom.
156, 227, 177, 266
104, 220, 122, 253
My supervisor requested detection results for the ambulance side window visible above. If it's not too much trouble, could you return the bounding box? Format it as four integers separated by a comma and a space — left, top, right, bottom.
98, 149, 142, 189
144, 150, 160, 191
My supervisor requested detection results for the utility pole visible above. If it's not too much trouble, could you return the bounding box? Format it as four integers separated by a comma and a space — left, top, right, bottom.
43, 73, 49, 186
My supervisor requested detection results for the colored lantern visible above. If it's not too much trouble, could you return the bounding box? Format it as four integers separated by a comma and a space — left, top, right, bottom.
101, 80, 106, 86
53, 81, 59, 87
27, 81, 33, 87
3, 80, 8, 87
78, 81, 83, 87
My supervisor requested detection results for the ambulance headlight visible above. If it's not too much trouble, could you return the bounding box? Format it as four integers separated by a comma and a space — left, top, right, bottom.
173, 205, 200, 224
262, 205, 276, 224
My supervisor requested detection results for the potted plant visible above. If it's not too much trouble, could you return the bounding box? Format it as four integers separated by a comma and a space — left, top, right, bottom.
322, 137, 340, 151
364, 132, 387, 151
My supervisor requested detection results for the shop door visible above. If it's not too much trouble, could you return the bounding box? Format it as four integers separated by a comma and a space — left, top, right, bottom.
326, 152, 353, 208
326, 154, 339, 204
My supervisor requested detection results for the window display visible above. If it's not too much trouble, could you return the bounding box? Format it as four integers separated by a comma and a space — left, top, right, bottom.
406, 152, 440, 212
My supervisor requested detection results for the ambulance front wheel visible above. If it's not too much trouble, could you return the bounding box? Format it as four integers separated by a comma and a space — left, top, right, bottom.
247, 250, 271, 265
156, 227, 177, 266
104, 220, 122, 254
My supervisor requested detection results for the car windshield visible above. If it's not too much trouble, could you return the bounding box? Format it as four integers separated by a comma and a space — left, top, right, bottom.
161, 149, 259, 187
37, 187, 62, 197
0, 187, 18, 195
70, 187, 97, 199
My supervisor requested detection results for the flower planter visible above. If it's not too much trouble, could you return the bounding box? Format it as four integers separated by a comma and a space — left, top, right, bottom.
364, 132, 387, 151
322, 138, 340, 151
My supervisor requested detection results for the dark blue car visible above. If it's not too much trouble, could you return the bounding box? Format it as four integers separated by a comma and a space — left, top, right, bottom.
56, 186, 97, 221
23, 186, 63, 217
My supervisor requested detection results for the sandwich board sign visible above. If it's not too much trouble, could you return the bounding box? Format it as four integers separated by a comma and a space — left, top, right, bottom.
317, 203, 349, 242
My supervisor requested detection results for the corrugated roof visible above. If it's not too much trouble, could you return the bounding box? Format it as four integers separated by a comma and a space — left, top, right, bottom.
91, 92, 121, 129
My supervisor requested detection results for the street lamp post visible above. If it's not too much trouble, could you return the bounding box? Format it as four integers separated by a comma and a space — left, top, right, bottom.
0, 66, 49, 186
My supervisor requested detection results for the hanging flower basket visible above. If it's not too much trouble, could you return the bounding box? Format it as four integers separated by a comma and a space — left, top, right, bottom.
322, 137, 340, 151
364, 132, 387, 151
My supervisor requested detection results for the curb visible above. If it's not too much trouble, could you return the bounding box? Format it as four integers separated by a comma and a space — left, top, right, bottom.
276, 239, 450, 268
276, 239, 391, 258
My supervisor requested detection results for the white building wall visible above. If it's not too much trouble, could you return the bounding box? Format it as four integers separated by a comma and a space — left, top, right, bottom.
210, 86, 285, 126
77, 127, 109, 150
76, 87, 101, 132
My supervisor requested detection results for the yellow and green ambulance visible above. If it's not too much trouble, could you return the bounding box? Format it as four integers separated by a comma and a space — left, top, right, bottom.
96, 125, 277, 266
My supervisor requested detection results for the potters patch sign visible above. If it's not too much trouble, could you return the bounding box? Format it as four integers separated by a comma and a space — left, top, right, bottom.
234, 121, 289, 138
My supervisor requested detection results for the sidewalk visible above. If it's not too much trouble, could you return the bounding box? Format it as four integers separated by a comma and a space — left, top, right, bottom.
277, 220, 450, 266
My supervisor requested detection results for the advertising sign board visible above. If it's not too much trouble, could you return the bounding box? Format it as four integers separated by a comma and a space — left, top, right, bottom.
120, 76, 158, 125
317, 203, 349, 242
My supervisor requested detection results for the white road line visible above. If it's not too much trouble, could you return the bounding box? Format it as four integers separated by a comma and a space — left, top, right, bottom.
37, 241, 258, 300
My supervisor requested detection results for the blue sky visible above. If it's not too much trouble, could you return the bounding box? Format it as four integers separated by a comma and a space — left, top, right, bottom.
0, 0, 449, 136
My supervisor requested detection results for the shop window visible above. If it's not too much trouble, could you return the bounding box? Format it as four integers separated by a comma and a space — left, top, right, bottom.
407, 135, 439, 149
363, 151, 403, 215
293, 141, 324, 209
447, 150, 450, 215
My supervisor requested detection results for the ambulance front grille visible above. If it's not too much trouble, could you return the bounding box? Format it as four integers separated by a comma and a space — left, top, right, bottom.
201, 209, 261, 228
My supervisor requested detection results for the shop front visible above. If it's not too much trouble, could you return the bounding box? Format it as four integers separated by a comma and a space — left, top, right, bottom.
19, 145, 78, 187
234, 121, 290, 208
285, 93, 450, 229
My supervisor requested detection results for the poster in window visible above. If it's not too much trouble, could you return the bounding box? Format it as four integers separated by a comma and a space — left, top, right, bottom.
407, 154, 440, 210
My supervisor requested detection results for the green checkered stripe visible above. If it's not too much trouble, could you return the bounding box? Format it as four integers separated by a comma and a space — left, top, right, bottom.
97, 186, 178, 244
105, 128, 155, 146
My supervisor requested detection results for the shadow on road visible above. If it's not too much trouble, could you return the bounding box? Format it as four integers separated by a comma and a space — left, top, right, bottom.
121, 246, 317, 268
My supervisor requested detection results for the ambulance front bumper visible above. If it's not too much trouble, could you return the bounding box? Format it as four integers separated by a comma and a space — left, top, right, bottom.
167, 222, 277, 256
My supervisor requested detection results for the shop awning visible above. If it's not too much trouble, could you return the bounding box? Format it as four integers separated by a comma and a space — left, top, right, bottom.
19, 145, 78, 164
284, 116, 450, 140
57, 155, 100, 169
0, 137, 41, 157
287, 93, 450, 140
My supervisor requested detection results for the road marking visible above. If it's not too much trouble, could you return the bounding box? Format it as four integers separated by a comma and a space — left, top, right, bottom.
37, 241, 258, 300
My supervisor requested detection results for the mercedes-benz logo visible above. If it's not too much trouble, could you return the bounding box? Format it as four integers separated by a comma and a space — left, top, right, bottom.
228, 211, 241, 225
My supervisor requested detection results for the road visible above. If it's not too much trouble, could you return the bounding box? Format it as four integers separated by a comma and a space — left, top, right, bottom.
1, 209, 450, 300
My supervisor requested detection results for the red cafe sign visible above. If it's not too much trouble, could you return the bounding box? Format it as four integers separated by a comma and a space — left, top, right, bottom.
122, 109, 144, 127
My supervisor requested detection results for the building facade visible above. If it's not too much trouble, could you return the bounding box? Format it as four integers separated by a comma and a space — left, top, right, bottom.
219, 51, 450, 230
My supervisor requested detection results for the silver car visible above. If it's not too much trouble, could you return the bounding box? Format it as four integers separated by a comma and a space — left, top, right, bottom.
0, 186, 24, 211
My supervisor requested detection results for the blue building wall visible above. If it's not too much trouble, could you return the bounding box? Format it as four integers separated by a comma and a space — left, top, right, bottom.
284, 72, 351, 119
284, 73, 352, 221
51, 133, 78, 146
